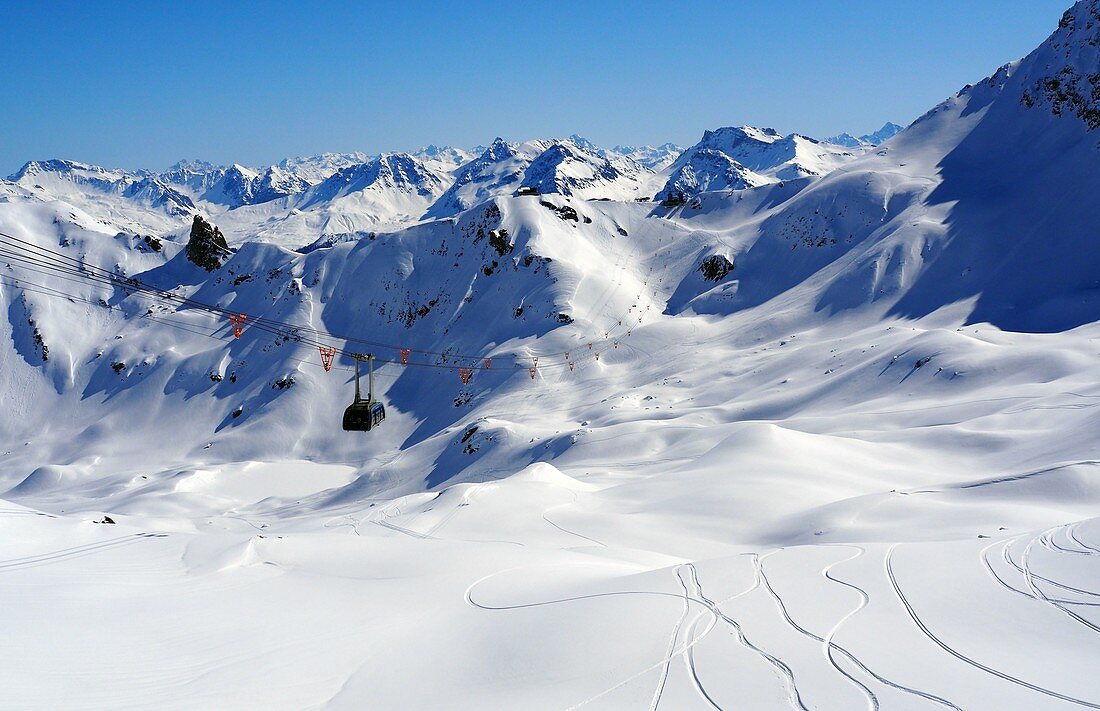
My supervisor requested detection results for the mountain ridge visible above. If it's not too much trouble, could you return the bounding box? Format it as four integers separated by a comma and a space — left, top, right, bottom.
4, 123, 886, 247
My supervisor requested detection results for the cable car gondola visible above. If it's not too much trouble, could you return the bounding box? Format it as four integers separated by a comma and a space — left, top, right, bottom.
343, 353, 386, 431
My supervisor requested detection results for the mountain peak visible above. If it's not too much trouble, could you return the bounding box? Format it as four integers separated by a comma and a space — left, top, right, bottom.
701, 125, 783, 146
825, 122, 904, 148
165, 159, 218, 173
1017, 0, 1100, 130
9, 159, 114, 182
568, 134, 598, 152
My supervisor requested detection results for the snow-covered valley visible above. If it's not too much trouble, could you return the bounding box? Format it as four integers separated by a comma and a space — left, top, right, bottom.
3, 2, 1100, 709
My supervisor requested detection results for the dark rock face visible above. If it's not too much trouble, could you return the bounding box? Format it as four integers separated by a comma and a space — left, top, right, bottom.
1020, 2, 1100, 130
185, 215, 229, 271
488, 228, 512, 257
699, 254, 734, 281
660, 191, 687, 208
539, 200, 580, 222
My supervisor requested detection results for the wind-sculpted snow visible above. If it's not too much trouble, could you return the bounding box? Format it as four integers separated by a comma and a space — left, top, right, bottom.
2, 2, 1100, 707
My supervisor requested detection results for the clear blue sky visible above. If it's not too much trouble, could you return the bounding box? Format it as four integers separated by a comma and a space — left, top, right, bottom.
0, 0, 1073, 175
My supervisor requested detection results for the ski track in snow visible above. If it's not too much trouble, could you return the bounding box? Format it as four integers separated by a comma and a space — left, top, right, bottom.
691, 553, 809, 711
681, 564, 723, 710
1005, 531, 1100, 601
980, 538, 1100, 608
541, 489, 608, 548
372, 519, 436, 540
649, 565, 693, 710
6, 6, 1100, 703
820, 547, 963, 710
756, 550, 879, 711
1042, 527, 1099, 557
465, 559, 792, 711
1069, 525, 1100, 555
0, 507, 57, 518
887, 543, 1100, 709
423, 482, 486, 536
1021, 530, 1100, 637
0, 532, 167, 572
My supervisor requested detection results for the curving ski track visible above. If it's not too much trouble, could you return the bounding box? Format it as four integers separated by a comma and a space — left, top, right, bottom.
756, 549, 878, 711
980, 539, 1100, 608
692, 553, 809, 711
1020, 531, 1100, 637
649, 565, 693, 710
887, 543, 1100, 709
681, 564, 723, 710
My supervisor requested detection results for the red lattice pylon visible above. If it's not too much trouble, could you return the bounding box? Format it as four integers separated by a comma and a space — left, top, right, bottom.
483, 357, 492, 370
318, 346, 336, 372
228, 313, 247, 338
529, 367, 538, 379
568, 361, 575, 372
400, 348, 411, 365
459, 367, 473, 385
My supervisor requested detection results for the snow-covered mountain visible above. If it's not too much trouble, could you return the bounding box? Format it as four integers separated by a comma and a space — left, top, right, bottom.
3, 137, 661, 244
8, 159, 197, 232
412, 144, 477, 172
4, 0, 1098, 482
197, 163, 311, 208
426, 136, 652, 219
294, 152, 451, 230
3, 3, 1100, 706
275, 151, 375, 184
611, 141, 684, 170
656, 126, 858, 203
159, 159, 227, 194
825, 121, 905, 148
0, 127, 868, 247
517, 139, 650, 199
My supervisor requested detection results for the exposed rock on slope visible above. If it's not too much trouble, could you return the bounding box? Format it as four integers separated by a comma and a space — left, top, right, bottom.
185, 215, 230, 271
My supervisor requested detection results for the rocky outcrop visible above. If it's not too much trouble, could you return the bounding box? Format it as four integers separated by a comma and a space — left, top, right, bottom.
185, 215, 230, 271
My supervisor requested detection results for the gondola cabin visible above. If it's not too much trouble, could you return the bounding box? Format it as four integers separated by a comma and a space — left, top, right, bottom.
343, 353, 386, 432
343, 400, 385, 431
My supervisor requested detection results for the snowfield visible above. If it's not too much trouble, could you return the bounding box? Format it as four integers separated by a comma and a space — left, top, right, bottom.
3, 2, 1100, 709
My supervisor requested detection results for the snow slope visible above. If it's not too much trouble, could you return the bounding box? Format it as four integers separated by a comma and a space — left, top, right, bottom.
2, 2, 1100, 708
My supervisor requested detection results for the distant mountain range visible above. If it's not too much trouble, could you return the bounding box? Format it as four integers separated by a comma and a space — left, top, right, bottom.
824, 122, 904, 148
4, 125, 900, 247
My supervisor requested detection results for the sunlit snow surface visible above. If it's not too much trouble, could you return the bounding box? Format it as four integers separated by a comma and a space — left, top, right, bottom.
5, 2, 1100, 707
2, 266, 1098, 708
